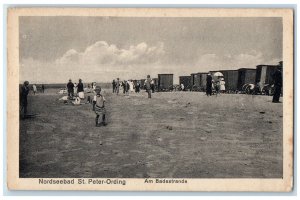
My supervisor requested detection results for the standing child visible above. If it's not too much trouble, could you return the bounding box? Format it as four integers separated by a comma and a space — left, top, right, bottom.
93, 87, 107, 127
220, 78, 226, 93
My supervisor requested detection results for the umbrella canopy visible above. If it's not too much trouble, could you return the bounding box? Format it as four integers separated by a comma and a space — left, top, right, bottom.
214, 72, 224, 77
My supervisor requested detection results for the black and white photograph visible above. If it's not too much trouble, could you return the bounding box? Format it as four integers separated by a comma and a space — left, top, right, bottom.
7, 8, 293, 191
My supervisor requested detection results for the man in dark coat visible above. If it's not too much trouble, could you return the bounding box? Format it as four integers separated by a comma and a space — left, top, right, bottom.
41, 84, 45, 93
112, 80, 116, 93
122, 81, 126, 94
272, 66, 283, 103
20, 81, 30, 116
77, 79, 84, 93
67, 79, 74, 99
116, 78, 120, 95
206, 74, 212, 96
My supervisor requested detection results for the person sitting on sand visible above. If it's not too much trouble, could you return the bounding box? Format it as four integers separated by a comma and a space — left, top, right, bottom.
72, 96, 81, 106
93, 87, 107, 127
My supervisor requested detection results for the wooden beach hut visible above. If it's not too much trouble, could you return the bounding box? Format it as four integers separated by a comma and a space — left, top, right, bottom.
179, 76, 191, 90
158, 74, 173, 91
237, 68, 257, 91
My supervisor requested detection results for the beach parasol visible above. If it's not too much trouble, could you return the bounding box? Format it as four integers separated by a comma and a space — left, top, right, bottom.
213, 72, 224, 77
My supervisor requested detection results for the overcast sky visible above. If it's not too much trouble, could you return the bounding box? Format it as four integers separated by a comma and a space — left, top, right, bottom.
19, 17, 282, 84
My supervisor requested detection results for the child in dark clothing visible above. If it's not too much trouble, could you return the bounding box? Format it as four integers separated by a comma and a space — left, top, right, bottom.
93, 87, 107, 127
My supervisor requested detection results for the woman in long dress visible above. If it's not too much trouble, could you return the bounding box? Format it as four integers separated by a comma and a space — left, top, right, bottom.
129, 80, 134, 92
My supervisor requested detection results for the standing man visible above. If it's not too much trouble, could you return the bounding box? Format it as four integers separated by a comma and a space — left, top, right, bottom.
272, 64, 283, 103
41, 84, 45, 93
206, 73, 212, 96
20, 81, 30, 116
116, 78, 120, 95
112, 79, 116, 93
144, 75, 152, 98
77, 79, 84, 99
67, 79, 74, 99
135, 81, 140, 93
122, 81, 126, 94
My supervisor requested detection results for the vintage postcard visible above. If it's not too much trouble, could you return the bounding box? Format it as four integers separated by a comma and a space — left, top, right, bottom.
7, 8, 293, 191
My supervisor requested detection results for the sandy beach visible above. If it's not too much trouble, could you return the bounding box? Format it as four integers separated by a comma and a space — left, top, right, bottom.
19, 89, 283, 178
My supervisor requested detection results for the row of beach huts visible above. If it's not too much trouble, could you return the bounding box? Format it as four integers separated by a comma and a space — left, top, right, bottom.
133, 61, 282, 93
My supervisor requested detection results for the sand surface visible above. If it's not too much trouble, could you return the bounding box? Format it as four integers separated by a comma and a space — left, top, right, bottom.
19, 89, 283, 178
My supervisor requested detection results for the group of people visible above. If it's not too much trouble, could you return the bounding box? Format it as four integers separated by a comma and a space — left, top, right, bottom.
206, 74, 226, 96
111, 75, 155, 98
20, 67, 282, 125
66, 79, 84, 99
66, 78, 107, 126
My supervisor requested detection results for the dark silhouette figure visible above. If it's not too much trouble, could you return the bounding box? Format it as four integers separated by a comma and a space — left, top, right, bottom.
206, 74, 212, 96
20, 81, 30, 116
112, 80, 116, 93
41, 84, 45, 93
272, 66, 283, 103
67, 79, 74, 99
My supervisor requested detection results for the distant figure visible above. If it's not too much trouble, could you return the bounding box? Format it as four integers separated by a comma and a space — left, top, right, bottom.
74, 83, 78, 95
77, 79, 84, 99
206, 74, 212, 96
20, 81, 30, 116
41, 84, 45, 93
129, 80, 134, 92
215, 80, 220, 95
116, 78, 120, 95
181, 83, 185, 91
220, 78, 226, 93
125, 81, 130, 95
144, 75, 152, 98
272, 66, 283, 103
135, 82, 140, 93
122, 81, 126, 94
32, 84, 37, 95
150, 79, 155, 93
93, 87, 107, 127
112, 80, 116, 93
67, 79, 74, 99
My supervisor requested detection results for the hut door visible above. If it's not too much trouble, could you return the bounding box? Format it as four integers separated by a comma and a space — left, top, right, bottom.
260, 66, 267, 91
